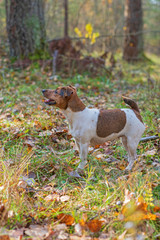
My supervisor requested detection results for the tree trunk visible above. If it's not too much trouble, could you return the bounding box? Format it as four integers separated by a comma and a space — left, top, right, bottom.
123, 0, 143, 61
5, 0, 46, 58
64, 0, 68, 37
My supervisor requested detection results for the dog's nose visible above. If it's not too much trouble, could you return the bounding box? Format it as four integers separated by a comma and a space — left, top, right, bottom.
42, 89, 46, 94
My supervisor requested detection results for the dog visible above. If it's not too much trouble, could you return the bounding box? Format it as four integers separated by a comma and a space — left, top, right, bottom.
42, 85, 145, 172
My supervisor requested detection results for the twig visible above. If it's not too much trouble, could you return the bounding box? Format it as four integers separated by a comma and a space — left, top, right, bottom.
140, 135, 159, 142
47, 30, 160, 42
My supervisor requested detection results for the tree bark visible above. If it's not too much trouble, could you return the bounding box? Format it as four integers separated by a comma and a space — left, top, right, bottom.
5, 0, 46, 58
123, 0, 143, 61
64, 0, 68, 37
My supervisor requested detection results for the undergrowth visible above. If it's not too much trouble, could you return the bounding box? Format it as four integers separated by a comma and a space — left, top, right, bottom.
0, 52, 159, 239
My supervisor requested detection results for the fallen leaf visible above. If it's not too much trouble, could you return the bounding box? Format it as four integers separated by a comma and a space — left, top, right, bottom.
57, 231, 69, 239
70, 236, 92, 240
57, 213, 75, 226
0, 235, 10, 240
96, 153, 105, 160
74, 223, 82, 236
23, 140, 35, 148
86, 219, 103, 233
44, 194, 60, 202
25, 225, 49, 238
8, 210, 14, 218
54, 224, 67, 232
104, 168, 112, 173
145, 149, 157, 156
39, 130, 53, 136
153, 206, 160, 212
60, 195, 70, 202
17, 180, 27, 189
144, 212, 157, 220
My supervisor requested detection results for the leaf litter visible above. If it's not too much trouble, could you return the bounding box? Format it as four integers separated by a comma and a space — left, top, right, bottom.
0, 53, 160, 239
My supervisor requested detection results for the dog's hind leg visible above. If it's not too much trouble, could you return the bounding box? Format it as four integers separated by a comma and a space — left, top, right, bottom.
121, 136, 129, 155
125, 136, 139, 170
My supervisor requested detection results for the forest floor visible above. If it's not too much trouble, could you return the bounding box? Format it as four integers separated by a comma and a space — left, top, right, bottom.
0, 51, 160, 239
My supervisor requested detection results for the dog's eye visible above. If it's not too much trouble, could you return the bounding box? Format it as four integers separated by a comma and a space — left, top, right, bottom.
55, 90, 58, 94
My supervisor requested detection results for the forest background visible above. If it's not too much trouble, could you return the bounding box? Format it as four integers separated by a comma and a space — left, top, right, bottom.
0, 0, 160, 240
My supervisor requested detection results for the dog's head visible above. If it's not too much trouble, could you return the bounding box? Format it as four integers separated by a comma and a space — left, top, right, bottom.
42, 85, 76, 110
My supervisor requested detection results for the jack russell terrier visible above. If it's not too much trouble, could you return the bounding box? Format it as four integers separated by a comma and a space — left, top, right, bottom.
42, 85, 145, 172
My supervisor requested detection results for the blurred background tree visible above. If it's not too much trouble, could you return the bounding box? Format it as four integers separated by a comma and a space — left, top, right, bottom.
0, 0, 159, 61
5, 0, 46, 58
123, 0, 143, 61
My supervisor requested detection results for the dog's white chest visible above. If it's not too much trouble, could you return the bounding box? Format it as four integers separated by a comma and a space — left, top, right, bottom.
63, 107, 99, 142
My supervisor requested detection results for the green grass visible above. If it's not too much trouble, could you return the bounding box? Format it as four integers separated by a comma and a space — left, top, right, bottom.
0, 52, 160, 238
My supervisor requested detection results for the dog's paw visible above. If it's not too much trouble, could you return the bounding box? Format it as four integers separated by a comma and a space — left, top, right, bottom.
77, 160, 87, 170
125, 165, 133, 171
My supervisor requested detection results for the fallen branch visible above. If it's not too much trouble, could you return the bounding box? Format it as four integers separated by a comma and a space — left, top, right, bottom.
140, 135, 159, 142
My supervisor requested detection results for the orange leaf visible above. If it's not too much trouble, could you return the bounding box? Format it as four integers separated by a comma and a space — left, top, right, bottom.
153, 206, 160, 212
94, 144, 101, 149
86, 219, 103, 233
0, 235, 10, 240
144, 213, 157, 220
79, 218, 86, 228
57, 213, 75, 226
136, 202, 147, 212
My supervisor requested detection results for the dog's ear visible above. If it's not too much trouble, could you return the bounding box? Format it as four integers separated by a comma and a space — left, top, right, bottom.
60, 87, 73, 98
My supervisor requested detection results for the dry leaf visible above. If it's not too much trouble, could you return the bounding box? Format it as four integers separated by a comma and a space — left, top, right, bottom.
70, 236, 92, 240
144, 212, 157, 220
25, 224, 49, 238
0, 235, 10, 240
39, 130, 53, 136
104, 168, 111, 173
145, 149, 157, 156
54, 224, 67, 232
23, 140, 35, 148
44, 194, 60, 202
96, 153, 105, 160
74, 223, 82, 236
121, 196, 157, 222
86, 219, 103, 233
153, 206, 160, 212
57, 213, 75, 226
17, 180, 27, 189
60, 195, 70, 202
57, 231, 69, 239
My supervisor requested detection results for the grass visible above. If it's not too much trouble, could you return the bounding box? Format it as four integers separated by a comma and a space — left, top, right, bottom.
0, 52, 160, 238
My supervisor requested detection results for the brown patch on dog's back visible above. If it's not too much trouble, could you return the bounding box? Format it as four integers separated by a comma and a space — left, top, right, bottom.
96, 109, 126, 138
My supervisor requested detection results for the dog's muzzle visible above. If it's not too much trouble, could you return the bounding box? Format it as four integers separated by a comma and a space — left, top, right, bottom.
42, 89, 56, 105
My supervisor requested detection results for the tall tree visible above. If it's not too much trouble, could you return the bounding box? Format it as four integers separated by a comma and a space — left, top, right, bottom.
5, 0, 46, 58
123, 0, 143, 61
64, 0, 68, 37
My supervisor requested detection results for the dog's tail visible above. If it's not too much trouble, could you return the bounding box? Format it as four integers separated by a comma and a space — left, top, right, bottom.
122, 96, 140, 113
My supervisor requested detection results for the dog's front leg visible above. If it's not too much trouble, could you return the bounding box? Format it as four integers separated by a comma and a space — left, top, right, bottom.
77, 142, 89, 170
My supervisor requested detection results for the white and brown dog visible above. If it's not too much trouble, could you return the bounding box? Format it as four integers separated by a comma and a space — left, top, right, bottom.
42, 85, 145, 172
